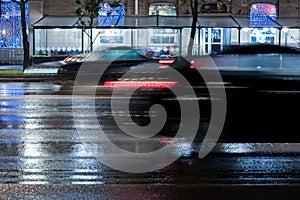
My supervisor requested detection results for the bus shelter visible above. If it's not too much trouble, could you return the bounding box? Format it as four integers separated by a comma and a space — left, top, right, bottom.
32, 15, 300, 56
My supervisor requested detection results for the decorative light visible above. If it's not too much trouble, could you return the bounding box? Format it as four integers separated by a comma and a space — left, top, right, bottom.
4, 12, 10, 19
0, 1, 29, 48
98, 3, 125, 26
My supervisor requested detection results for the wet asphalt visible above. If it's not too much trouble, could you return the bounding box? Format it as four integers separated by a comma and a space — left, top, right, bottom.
0, 81, 299, 199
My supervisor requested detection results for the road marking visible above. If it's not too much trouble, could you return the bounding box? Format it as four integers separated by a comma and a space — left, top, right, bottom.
206, 143, 300, 154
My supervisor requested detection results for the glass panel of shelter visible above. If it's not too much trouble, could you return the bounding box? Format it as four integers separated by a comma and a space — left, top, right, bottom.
35, 29, 82, 55
200, 28, 223, 55
148, 3, 178, 57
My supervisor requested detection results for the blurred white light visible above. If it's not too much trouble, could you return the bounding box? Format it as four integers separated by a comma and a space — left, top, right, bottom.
282, 27, 289, 33
242, 28, 249, 32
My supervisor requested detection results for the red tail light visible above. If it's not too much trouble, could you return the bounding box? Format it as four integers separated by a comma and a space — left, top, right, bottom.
190, 60, 196, 69
104, 81, 177, 89
190, 65, 196, 69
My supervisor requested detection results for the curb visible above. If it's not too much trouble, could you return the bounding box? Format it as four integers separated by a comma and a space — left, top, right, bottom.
0, 74, 75, 82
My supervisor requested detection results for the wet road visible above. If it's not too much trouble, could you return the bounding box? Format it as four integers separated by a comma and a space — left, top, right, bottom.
0, 82, 299, 199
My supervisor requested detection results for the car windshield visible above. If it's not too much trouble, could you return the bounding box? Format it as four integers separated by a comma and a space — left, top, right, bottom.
81, 49, 149, 62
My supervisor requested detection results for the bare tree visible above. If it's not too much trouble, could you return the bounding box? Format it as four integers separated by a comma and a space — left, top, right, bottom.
188, 0, 199, 56
75, 0, 101, 52
11, 0, 29, 70
75, 0, 121, 52
179, 0, 206, 56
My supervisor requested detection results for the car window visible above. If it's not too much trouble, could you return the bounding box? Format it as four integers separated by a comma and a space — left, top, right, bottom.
81, 50, 149, 62
219, 44, 300, 55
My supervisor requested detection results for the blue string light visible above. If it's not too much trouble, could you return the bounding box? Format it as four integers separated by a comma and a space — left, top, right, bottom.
98, 3, 125, 27
0, 1, 29, 48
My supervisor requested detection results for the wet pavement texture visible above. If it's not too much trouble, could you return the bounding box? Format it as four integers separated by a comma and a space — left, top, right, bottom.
0, 82, 299, 199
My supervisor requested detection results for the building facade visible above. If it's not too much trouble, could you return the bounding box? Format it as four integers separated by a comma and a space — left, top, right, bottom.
33, 0, 300, 17
2, 0, 300, 63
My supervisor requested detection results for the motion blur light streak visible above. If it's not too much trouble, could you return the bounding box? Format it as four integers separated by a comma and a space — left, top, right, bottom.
158, 59, 175, 64
103, 81, 178, 89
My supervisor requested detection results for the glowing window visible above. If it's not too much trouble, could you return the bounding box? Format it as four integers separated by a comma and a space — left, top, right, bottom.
250, 3, 277, 27
249, 4, 278, 44
149, 3, 177, 16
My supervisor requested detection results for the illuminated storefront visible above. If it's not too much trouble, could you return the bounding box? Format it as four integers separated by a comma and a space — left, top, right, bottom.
249, 3, 278, 44
33, 13, 300, 57
33, 3, 126, 55
3, 0, 300, 62
33, 17, 83, 55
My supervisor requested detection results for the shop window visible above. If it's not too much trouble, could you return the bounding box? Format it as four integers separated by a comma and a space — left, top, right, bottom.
0, 0, 28, 48
99, 29, 124, 44
149, 3, 177, 16
150, 36, 175, 44
150, 29, 176, 45
202, 28, 223, 54
35, 29, 82, 55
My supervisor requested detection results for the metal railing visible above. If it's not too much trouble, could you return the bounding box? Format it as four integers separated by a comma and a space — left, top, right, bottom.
0, 48, 23, 65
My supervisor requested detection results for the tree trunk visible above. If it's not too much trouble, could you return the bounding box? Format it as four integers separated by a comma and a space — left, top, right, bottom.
188, 0, 198, 57
90, 17, 94, 52
90, 27, 93, 52
20, 1, 29, 70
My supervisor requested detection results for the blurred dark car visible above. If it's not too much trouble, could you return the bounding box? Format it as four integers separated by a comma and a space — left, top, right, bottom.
100, 55, 198, 136
189, 44, 300, 96
189, 44, 300, 141
192, 44, 300, 70
102, 56, 197, 91
115, 44, 300, 141
59, 48, 150, 74
34, 47, 151, 80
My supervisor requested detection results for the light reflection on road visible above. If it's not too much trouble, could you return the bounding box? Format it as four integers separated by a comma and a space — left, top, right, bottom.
0, 82, 299, 185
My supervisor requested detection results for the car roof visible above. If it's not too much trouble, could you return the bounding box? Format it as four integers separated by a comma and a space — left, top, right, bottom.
82, 47, 150, 62
218, 44, 300, 54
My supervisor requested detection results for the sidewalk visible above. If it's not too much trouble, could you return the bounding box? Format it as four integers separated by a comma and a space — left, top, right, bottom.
0, 65, 62, 82
0, 65, 23, 70
0, 65, 58, 74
